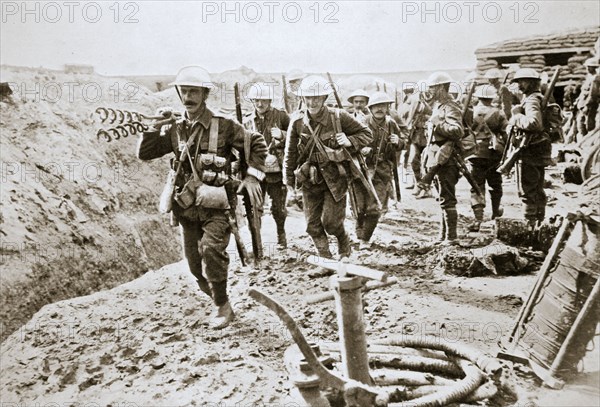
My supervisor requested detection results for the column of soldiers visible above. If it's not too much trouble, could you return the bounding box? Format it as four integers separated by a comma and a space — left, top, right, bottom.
137, 63, 588, 329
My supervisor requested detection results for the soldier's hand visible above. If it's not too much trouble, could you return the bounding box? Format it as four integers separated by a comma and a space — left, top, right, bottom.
271, 127, 283, 140
287, 185, 296, 198
156, 106, 174, 117
429, 113, 441, 126
150, 107, 176, 131
238, 175, 263, 208
360, 147, 372, 156
389, 134, 400, 145
336, 132, 352, 148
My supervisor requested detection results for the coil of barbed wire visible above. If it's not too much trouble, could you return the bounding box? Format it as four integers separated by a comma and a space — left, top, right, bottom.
93, 106, 173, 142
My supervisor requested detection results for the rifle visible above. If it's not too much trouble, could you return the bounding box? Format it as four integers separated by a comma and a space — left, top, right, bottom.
327, 72, 381, 207
461, 80, 476, 119
326, 72, 343, 108
456, 81, 484, 197
282, 75, 291, 114
392, 151, 401, 202
225, 182, 249, 267
234, 82, 263, 263
497, 67, 560, 175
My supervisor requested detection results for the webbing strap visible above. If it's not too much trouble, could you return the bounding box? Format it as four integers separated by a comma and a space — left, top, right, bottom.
208, 118, 219, 153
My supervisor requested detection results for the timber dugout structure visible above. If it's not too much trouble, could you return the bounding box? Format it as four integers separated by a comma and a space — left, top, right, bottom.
474, 26, 599, 106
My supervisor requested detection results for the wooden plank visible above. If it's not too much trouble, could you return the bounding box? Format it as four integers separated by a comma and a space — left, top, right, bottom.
475, 46, 592, 59
305, 258, 387, 281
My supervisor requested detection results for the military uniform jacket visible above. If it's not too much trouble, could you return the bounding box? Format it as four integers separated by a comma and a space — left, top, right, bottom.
430, 95, 464, 145
470, 104, 508, 159
243, 107, 290, 183
137, 107, 267, 216
510, 91, 551, 165
577, 73, 597, 110
365, 115, 404, 184
284, 107, 372, 201
404, 93, 432, 146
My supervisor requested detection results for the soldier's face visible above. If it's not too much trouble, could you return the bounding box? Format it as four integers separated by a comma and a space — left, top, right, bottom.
370, 103, 389, 119
252, 99, 271, 115
516, 79, 534, 93
304, 96, 327, 115
428, 84, 445, 101
179, 86, 208, 116
352, 97, 368, 112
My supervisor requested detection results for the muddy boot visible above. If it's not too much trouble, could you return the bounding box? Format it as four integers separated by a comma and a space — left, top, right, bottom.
468, 206, 484, 232
491, 197, 504, 219
308, 236, 335, 278
358, 240, 370, 250
337, 232, 352, 259
276, 222, 287, 248
209, 281, 234, 329
209, 301, 234, 329
312, 236, 333, 259
443, 208, 459, 245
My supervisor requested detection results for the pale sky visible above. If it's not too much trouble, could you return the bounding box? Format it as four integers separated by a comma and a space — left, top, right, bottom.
1, 0, 599, 75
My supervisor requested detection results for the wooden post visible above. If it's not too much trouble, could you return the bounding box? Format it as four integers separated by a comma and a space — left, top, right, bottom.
330, 275, 372, 385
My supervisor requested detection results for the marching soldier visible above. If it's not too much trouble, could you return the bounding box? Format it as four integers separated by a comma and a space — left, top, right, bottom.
424, 72, 464, 245
508, 68, 552, 226
243, 82, 291, 248
347, 89, 370, 124
284, 75, 372, 259
404, 81, 432, 194
137, 66, 267, 329
467, 85, 508, 232
355, 92, 406, 248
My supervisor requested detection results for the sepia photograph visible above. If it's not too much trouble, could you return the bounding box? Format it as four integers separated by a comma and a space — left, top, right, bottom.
1, 1, 599, 406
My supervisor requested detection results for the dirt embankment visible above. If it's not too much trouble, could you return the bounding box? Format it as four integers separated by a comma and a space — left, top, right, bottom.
0, 66, 183, 341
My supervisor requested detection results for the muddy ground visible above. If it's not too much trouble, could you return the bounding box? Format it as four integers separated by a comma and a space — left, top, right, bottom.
1, 164, 598, 406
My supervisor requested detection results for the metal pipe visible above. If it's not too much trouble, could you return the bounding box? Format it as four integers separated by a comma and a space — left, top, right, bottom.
331, 275, 372, 385
387, 358, 485, 407
375, 335, 502, 376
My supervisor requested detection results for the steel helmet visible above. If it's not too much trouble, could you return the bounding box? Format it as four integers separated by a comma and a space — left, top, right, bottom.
473, 85, 498, 99
347, 89, 370, 104
169, 66, 213, 88
484, 68, 504, 79
287, 69, 305, 82
511, 68, 541, 82
426, 71, 453, 87
295, 75, 333, 97
584, 57, 600, 67
246, 82, 274, 100
367, 92, 394, 107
